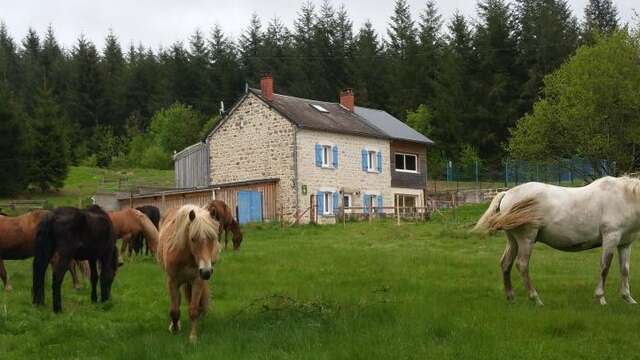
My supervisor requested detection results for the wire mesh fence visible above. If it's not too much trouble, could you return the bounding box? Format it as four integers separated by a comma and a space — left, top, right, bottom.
427, 158, 610, 193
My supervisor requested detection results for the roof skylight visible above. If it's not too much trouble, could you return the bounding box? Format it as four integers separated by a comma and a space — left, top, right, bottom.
310, 104, 330, 113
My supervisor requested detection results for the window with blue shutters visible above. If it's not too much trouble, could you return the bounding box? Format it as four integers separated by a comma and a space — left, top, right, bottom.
332, 146, 339, 168
315, 144, 322, 167
376, 195, 383, 214
333, 192, 339, 214
363, 194, 369, 214
361, 149, 368, 171
377, 151, 383, 173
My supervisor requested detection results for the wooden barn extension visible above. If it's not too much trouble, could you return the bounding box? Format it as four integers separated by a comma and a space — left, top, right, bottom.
118, 179, 279, 223
173, 142, 209, 189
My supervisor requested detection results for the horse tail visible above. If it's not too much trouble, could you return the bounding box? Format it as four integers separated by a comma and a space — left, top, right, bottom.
32, 213, 55, 305
473, 193, 542, 234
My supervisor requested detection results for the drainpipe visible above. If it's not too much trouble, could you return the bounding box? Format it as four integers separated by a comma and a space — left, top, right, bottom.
293, 128, 300, 221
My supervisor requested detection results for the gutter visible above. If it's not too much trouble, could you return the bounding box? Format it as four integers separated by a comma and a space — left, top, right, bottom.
293, 127, 300, 219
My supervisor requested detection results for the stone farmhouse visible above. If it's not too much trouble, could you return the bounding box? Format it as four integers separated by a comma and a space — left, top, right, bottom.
121, 75, 433, 224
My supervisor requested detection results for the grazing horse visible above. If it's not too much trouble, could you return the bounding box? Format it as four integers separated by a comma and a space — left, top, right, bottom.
474, 176, 640, 306
108, 208, 159, 261
206, 200, 243, 250
157, 204, 220, 342
0, 210, 86, 291
131, 205, 161, 256
32, 205, 119, 313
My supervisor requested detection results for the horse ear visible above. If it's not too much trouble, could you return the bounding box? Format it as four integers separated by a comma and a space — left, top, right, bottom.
189, 210, 196, 222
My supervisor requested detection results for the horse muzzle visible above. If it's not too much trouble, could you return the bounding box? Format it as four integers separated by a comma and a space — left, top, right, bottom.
199, 267, 212, 280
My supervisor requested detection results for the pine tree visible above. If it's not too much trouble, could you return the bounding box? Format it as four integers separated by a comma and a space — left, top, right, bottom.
0, 85, 29, 195
188, 30, 212, 114
417, 1, 444, 107
515, 0, 579, 112
472, 0, 522, 160
28, 85, 70, 191
261, 17, 294, 92
19, 28, 43, 114
239, 13, 265, 84
583, 0, 618, 40
0, 22, 20, 90
209, 26, 243, 110
100, 30, 126, 132
291, 1, 321, 98
351, 21, 387, 109
41, 25, 67, 102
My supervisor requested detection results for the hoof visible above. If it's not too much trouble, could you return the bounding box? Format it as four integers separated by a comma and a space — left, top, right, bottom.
622, 294, 637, 304
189, 334, 198, 343
169, 321, 181, 334
529, 295, 544, 306
4, 285, 13, 292
596, 296, 607, 305
506, 292, 514, 302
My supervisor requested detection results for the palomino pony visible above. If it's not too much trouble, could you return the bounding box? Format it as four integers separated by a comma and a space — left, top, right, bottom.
131, 205, 161, 256
32, 205, 119, 313
157, 204, 220, 342
474, 176, 640, 306
108, 208, 159, 261
206, 200, 243, 250
0, 210, 87, 291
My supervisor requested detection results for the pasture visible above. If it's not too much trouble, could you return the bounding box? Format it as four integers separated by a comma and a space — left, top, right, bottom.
1, 205, 639, 359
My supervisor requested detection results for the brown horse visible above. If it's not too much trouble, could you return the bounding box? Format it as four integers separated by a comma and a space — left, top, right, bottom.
157, 204, 220, 342
108, 208, 159, 262
205, 200, 243, 250
0, 210, 87, 291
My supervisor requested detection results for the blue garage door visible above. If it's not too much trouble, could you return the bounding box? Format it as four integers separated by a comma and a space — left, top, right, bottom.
237, 191, 263, 224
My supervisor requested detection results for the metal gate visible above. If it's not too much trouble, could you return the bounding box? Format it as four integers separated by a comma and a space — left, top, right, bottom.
237, 191, 263, 224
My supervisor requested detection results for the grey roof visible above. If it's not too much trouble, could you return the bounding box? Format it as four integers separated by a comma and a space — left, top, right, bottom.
249, 88, 386, 139
355, 107, 435, 145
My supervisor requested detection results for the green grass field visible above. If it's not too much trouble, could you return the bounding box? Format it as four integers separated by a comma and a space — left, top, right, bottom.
1, 205, 639, 359
0, 166, 174, 210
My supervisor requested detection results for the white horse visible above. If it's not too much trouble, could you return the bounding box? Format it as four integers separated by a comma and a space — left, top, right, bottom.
474, 176, 640, 306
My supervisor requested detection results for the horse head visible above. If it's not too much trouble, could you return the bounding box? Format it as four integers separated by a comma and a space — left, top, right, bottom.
186, 208, 221, 280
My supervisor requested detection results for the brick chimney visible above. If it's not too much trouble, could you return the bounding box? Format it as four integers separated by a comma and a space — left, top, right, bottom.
340, 88, 354, 112
260, 74, 274, 102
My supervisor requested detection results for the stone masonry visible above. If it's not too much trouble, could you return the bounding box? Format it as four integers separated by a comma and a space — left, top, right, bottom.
208, 92, 298, 219
296, 129, 392, 224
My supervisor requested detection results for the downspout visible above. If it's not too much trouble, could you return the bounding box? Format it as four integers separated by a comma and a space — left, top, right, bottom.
293, 127, 300, 221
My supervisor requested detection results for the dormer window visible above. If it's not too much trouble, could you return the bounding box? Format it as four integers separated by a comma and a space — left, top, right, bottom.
310, 104, 329, 113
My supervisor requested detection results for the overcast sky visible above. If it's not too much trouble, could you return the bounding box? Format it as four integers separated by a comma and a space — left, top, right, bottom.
0, 0, 637, 50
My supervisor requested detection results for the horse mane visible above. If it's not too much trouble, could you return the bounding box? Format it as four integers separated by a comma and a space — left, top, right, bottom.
616, 176, 640, 198
86, 204, 108, 216
169, 205, 219, 251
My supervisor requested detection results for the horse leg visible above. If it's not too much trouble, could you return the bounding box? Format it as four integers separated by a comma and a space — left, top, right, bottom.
167, 278, 181, 334
52, 255, 71, 313
69, 260, 81, 289
501, 234, 518, 302
98, 254, 115, 303
619, 244, 637, 304
89, 259, 99, 303
0, 258, 12, 292
513, 230, 543, 306
224, 230, 229, 250
188, 279, 206, 342
595, 234, 619, 305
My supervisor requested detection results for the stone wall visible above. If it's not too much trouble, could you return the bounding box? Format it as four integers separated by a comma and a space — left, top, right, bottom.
296, 129, 392, 224
208, 92, 298, 219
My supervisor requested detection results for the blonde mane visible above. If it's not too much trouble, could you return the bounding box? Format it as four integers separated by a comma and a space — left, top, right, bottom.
168, 204, 219, 251
619, 175, 640, 197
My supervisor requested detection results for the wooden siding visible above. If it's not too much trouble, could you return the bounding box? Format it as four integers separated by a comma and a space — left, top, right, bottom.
390, 140, 428, 189
174, 142, 209, 188
118, 180, 279, 221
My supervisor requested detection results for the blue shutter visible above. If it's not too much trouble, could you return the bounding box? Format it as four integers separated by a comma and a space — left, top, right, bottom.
333, 192, 339, 214
317, 192, 324, 215
377, 195, 383, 214
361, 149, 368, 171
332, 146, 339, 168
315, 144, 322, 167
363, 194, 369, 214
377, 151, 383, 173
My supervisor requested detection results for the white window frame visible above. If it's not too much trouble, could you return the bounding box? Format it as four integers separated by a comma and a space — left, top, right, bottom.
343, 194, 352, 213
367, 150, 377, 172
323, 192, 332, 215
321, 145, 331, 167
395, 153, 418, 173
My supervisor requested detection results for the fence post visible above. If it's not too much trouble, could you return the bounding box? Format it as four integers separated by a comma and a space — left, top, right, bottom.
369, 198, 373, 225
396, 194, 400, 226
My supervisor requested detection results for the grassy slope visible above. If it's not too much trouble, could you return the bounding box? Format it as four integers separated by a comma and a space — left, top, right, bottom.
0, 166, 174, 209
1, 205, 639, 359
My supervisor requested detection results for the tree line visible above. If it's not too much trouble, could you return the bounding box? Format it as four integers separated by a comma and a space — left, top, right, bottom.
0, 0, 627, 195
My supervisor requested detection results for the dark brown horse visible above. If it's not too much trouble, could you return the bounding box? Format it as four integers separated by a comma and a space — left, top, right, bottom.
32, 205, 119, 313
0, 210, 86, 291
205, 200, 243, 250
